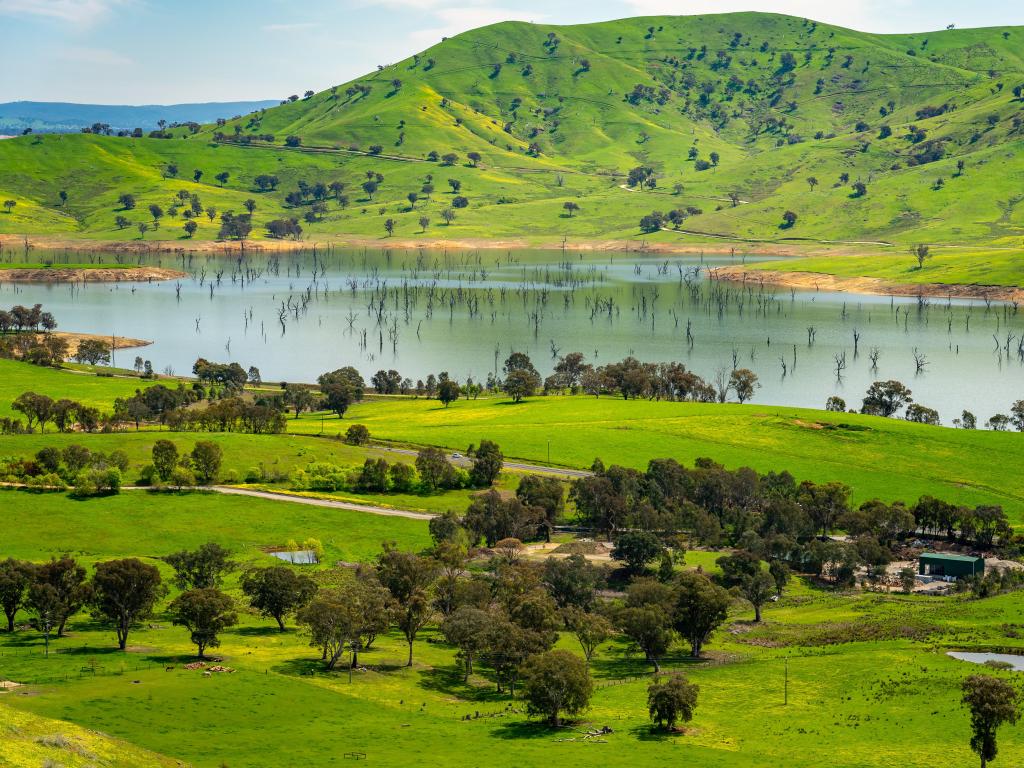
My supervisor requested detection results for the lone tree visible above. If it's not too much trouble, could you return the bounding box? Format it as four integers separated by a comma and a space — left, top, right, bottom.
376, 547, 438, 666
521, 649, 593, 727
164, 542, 234, 590
648, 674, 700, 731
961, 675, 1021, 768
469, 439, 503, 487
861, 380, 912, 417
503, 352, 541, 403
911, 244, 931, 269
781, 210, 798, 228
169, 587, 238, 659
0, 558, 33, 632
673, 571, 730, 657
90, 558, 166, 650
240, 566, 318, 631
563, 201, 580, 217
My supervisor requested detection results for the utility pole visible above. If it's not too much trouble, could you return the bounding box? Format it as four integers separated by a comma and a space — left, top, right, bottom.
784, 657, 789, 706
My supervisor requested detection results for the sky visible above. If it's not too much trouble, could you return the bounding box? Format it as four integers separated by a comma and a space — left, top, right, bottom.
2, 0, 1024, 104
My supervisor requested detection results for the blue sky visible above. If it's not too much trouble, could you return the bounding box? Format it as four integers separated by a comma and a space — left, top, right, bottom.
2, 0, 1023, 104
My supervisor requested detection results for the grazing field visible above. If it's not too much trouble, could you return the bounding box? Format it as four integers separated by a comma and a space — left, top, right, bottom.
0, 487, 430, 564
0, 358, 156, 418
296, 396, 1024, 523
1, 479, 1022, 768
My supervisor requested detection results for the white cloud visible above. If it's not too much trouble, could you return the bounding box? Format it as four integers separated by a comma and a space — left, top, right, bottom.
1, 0, 126, 24
262, 22, 317, 32
58, 45, 133, 65
409, 6, 544, 46
620, 0, 912, 33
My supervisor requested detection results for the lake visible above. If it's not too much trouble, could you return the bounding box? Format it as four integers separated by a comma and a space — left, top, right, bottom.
947, 651, 1024, 671
2, 247, 1022, 423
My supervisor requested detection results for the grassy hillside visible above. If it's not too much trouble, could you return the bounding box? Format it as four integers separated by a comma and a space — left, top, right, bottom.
2, 12, 1023, 259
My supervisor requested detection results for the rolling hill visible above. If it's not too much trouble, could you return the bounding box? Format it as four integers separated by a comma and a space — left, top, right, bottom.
1, 12, 1023, 262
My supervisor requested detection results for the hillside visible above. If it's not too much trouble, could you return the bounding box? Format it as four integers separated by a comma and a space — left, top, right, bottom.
1, 12, 1023, 261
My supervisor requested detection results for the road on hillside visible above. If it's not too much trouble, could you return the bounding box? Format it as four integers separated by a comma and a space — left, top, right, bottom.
380, 447, 593, 479
210, 485, 436, 519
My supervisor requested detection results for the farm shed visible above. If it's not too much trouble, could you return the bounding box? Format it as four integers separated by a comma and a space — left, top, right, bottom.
918, 553, 984, 579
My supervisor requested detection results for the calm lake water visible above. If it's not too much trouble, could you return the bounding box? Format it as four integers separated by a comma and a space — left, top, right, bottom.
2, 248, 1022, 423
947, 651, 1024, 671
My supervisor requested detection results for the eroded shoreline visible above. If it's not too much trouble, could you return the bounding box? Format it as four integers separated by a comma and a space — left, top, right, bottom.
715, 266, 1024, 303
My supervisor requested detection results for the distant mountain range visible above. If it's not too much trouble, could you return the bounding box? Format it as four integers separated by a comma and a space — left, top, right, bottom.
0, 100, 280, 134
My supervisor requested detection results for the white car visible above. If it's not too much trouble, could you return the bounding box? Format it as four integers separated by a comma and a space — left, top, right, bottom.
451, 452, 463, 459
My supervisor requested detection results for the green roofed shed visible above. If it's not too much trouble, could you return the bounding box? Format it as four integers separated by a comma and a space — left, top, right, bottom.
918, 553, 984, 579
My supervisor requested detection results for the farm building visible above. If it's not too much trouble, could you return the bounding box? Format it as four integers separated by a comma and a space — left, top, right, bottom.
918, 553, 984, 579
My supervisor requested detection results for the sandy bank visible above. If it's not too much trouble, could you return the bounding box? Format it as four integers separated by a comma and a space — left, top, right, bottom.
0, 265, 185, 283
716, 266, 1024, 303
2, 233, 880, 258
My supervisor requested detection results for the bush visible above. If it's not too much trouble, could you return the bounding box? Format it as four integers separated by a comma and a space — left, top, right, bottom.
344, 424, 371, 445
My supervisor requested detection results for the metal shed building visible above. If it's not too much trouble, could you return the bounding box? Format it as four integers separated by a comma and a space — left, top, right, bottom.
918, 553, 984, 579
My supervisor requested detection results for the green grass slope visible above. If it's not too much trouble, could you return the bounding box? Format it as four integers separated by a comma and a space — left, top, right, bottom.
1, 12, 1023, 257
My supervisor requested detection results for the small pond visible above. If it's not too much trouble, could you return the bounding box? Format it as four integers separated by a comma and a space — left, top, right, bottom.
269, 549, 318, 565
947, 651, 1024, 671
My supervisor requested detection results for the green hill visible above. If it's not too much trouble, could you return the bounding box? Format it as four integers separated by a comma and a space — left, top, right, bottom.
2, 12, 1023, 257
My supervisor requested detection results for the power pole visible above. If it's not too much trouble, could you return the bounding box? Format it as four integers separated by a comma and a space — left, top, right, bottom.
784, 657, 789, 706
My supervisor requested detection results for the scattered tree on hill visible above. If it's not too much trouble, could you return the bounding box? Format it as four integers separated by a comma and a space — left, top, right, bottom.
469, 439, 503, 487
961, 675, 1021, 768
441, 208, 456, 225
521, 649, 592, 727
240, 566, 318, 631
502, 352, 541, 403
648, 674, 699, 731
34, 555, 90, 637
183, 220, 198, 237
118, 193, 136, 210
911, 244, 931, 269
377, 546, 438, 666
318, 367, 365, 418
215, 171, 230, 186
861, 380, 912, 417
90, 558, 166, 650
673, 571, 730, 657
563, 201, 580, 217
190, 441, 223, 484
164, 542, 234, 590
781, 210, 798, 228
0, 558, 32, 632
169, 588, 237, 659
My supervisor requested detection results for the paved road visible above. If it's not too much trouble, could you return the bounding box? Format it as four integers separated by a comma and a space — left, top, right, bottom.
380, 447, 593, 479
211, 485, 436, 519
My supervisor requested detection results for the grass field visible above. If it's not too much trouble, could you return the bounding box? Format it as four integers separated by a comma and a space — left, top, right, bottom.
1, 13, 1023, 261
295, 395, 1024, 523
1, 483, 1022, 768
0, 358, 157, 419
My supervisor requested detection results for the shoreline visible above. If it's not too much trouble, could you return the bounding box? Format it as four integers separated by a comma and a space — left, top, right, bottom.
0, 233, 884, 259
0, 265, 186, 283
716, 266, 1024, 303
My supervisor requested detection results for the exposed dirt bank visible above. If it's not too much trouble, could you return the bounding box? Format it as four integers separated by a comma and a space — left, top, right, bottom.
0, 265, 185, 282
2, 233, 885, 258
716, 266, 1024, 302
49, 332, 152, 354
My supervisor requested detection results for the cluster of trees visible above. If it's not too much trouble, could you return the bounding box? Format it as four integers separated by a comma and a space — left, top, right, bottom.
11, 392, 103, 433
0, 303, 56, 334
545, 353, 757, 404
114, 384, 203, 429
568, 456, 1011, 573
0, 303, 66, 367
335, 354, 759, 408
292, 442, 503, 496
139, 439, 224, 487
164, 398, 287, 435
638, 207, 704, 233
0, 444, 127, 496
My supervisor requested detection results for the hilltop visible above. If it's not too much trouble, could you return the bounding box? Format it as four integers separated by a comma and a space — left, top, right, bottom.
1, 12, 1023, 281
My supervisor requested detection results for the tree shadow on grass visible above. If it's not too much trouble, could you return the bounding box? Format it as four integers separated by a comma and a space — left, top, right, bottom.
491, 719, 571, 741
232, 625, 288, 638
416, 664, 506, 703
